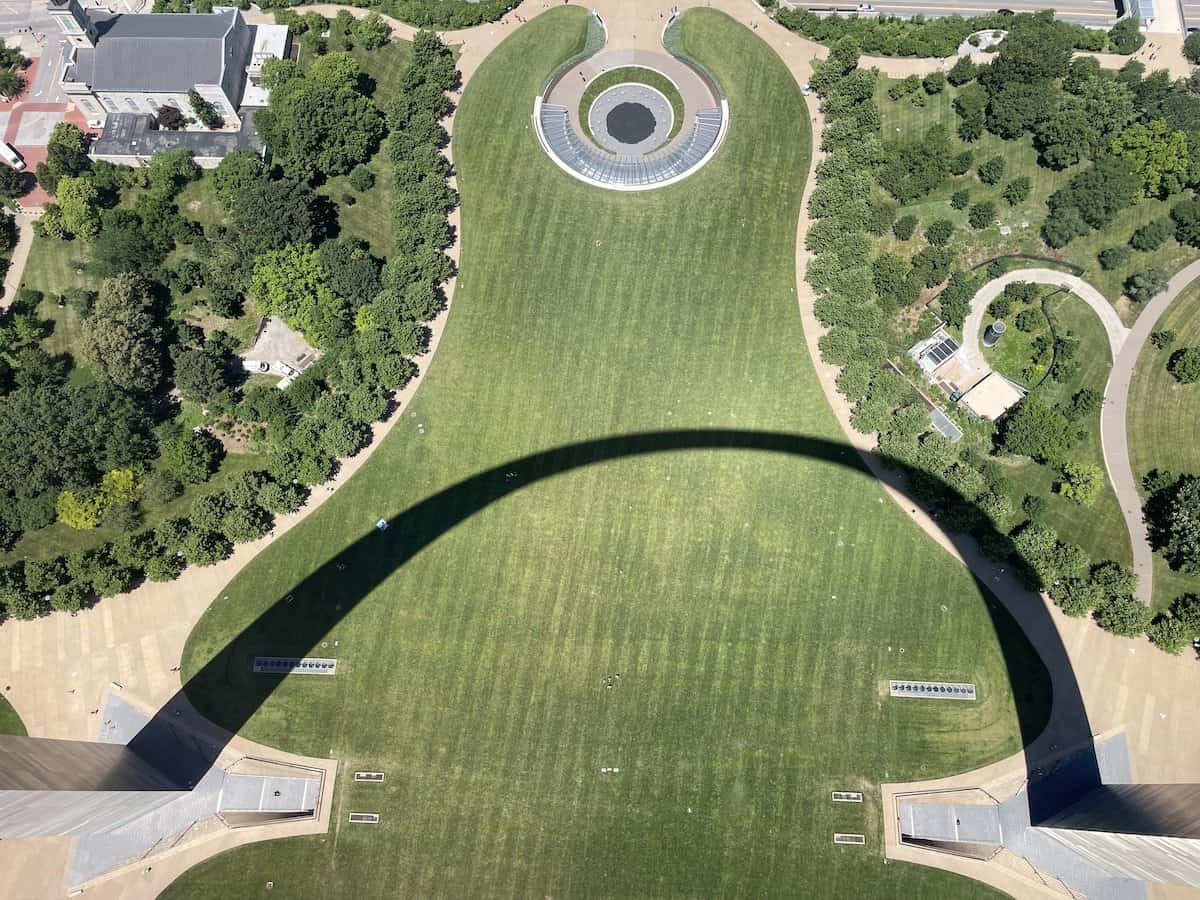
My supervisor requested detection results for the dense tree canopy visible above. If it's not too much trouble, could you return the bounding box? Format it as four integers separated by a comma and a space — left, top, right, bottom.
256, 53, 385, 180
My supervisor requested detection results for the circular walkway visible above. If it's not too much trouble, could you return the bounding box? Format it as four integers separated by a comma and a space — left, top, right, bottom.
535, 23, 728, 191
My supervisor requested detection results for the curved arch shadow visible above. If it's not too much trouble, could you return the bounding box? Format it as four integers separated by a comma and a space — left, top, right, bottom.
145, 429, 1095, 829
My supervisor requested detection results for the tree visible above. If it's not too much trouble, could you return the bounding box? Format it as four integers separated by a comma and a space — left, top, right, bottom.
351, 11, 391, 49
256, 52, 384, 180
156, 105, 186, 130
187, 88, 223, 129
1042, 205, 1089, 249
1112, 119, 1190, 198
967, 201, 996, 230
936, 271, 976, 328
1048, 155, 1141, 231
50, 581, 91, 613
39, 122, 89, 193
924, 218, 954, 247
211, 150, 262, 209
1150, 330, 1176, 350
1034, 105, 1094, 169
953, 83, 987, 141
145, 553, 184, 582
1187, 30, 1200, 64
1096, 596, 1153, 637
1108, 16, 1145, 54
1002, 177, 1030, 206
986, 81, 1057, 140
0, 163, 24, 200
949, 150, 973, 176
171, 346, 227, 402
348, 164, 375, 192
55, 176, 100, 240
1147, 614, 1189, 654
181, 529, 231, 566
78, 274, 162, 392
977, 155, 1005, 185
922, 71, 945, 94
1159, 476, 1200, 573
1124, 267, 1169, 302
249, 244, 348, 347
950, 189, 969, 210
892, 215, 917, 240
1012, 522, 1087, 590
1171, 197, 1200, 246
999, 396, 1075, 463
1058, 462, 1103, 506
1098, 246, 1131, 271
55, 490, 104, 529
947, 56, 977, 86
1130, 218, 1173, 252
1168, 347, 1200, 383
163, 430, 222, 484
229, 177, 326, 256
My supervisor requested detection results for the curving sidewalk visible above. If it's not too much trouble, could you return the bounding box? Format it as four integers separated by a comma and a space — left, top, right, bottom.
961, 268, 1129, 375
1102, 258, 1200, 605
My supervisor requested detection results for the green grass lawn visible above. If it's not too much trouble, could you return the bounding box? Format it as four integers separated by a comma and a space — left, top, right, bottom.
164, 11, 1044, 898
0, 693, 26, 736
988, 293, 1130, 567
579, 66, 686, 149
307, 39, 412, 260
1128, 282, 1200, 607
876, 80, 1200, 318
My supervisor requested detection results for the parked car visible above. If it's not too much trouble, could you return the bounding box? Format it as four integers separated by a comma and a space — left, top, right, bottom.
0, 142, 26, 172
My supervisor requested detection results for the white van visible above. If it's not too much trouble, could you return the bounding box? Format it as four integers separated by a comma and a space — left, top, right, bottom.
0, 142, 25, 171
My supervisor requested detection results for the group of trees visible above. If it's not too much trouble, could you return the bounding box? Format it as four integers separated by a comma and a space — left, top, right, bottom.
804, 34, 1186, 656
0, 33, 461, 624
775, 9, 1120, 59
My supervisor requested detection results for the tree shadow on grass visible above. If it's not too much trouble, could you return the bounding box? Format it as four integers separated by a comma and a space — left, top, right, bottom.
143, 429, 1087, 824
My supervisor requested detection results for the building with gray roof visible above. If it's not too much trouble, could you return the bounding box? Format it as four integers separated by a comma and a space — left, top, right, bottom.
48, 0, 287, 165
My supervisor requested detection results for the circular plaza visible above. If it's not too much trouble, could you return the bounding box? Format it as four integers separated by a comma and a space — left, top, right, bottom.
534, 14, 728, 191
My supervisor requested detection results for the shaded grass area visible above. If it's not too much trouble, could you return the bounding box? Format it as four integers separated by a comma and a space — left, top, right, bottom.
165, 11, 1041, 899
579, 65, 686, 148
0, 694, 26, 736
876, 79, 1200, 319
1128, 282, 1200, 607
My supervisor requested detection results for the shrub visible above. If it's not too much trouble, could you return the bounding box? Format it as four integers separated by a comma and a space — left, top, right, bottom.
1098, 246, 1131, 270
988, 296, 1011, 319
1002, 177, 1030, 206
924, 218, 954, 247
949, 150, 973, 176
1147, 613, 1189, 654
892, 215, 917, 240
1058, 462, 1102, 506
1168, 347, 1200, 383
1108, 16, 1145, 55
187, 88, 223, 129
977, 155, 1005, 185
1015, 308, 1043, 332
1150, 330, 1176, 350
950, 189, 969, 210
947, 56, 977, 86
1129, 218, 1173, 252
1187, 30, 1200, 64
1124, 267, 1169, 302
922, 71, 946, 94
967, 201, 996, 230
1095, 596, 1153, 637
348, 165, 374, 192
